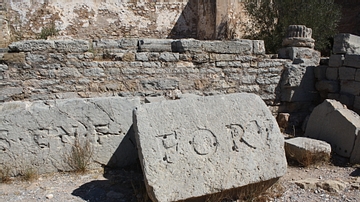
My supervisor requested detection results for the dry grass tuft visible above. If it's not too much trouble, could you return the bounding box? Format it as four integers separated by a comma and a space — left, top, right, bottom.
0, 166, 12, 183
20, 168, 38, 182
287, 149, 330, 167
65, 138, 93, 173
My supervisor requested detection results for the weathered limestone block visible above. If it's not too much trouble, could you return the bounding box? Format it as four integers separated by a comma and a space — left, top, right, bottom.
0, 86, 23, 102
333, 33, 360, 55
278, 47, 320, 64
314, 65, 327, 80
159, 52, 179, 62
326, 68, 338, 80
340, 81, 360, 95
339, 67, 356, 80
134, 93, 287, 202
8, 40, 55, 52
93, 39, 119, 49
118, 38, 138, 49
0, 97, 140, 175
2, 52, 27, 68
305, 99, 360, 163
202, 40, 253, 54
316, 80, 339, 93
287, 25, 313, 38
282, 38, 315, 49
285, 137, 331, 165
281, 64, 318, 102
344, 55, 360, 68
282, 25, 314, 48
329, 54, 344, 67
138, 39, 175, 52
175, 39, 203, 53
54, 40, 90, 53
253, 40, 266, 55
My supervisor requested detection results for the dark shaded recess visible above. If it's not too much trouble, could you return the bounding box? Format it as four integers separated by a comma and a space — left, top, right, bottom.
350, 168, 360, 177
335, 0, 360, 36
106, 125, 138, 168
167, 0, 198, 39
278, 65, 321, 134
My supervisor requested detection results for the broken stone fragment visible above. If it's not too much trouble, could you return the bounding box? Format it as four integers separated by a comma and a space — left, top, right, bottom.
285, 137, 331, 166
305, 99, 360, 164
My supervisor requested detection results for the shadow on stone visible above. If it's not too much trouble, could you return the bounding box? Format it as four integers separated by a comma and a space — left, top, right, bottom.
106, 125, 138, 169
71, 164, 147, 202
350, 168, 360, 177
72, 124, 147, 202
167, 0, 198, 39
184, 178, 280, 202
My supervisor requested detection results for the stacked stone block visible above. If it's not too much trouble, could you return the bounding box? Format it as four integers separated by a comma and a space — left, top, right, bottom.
1, 39, 287, 106
278, 25, 321, 130
315, 34, 360, 112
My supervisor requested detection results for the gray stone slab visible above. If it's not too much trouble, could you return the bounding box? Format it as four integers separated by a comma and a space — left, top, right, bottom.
0, 97, 140, 175
278, 47, 320, 64
202, 40, 253, 54
328, 54, 344, 67
133, 93, 287, 202
8, 40, 55, 52
285, 137, 331, 165
253, 40, 265, 55
344, 55, 360, 68
340, 80, 360, 95
144, 96, 166, 103
326, 67, 338, 80
305, 99, 360, 161
54, 40, 90, 53
316, 80, 339, 93
333, 33, 360, 55
175, 39, 203, 53
138, 39, 175, 52
339, 67, 356, 80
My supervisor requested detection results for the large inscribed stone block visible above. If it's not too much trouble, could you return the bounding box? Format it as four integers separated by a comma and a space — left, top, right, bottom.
134, 93, 287, 202
0, 97, 140, 175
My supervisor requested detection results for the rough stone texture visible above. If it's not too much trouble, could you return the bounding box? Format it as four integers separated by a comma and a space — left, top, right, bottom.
304, 99, 360, 163
281, 63, 318, 102
295, 179, 347, 193
326, 67, 339, 80
339, 67, 356, 80
344, 55, 360, 68
333, 34, 360, 55
8, 40, 55, 52
285, 137, 331, 164
316, 80, 339, 93
1, 39, 286, 105
282, 38, 315, 49
0, 97, 140, 175
138, 39, 175, 52
328, 54, 344, 67
278, 47, 320, 64
282, 25, 314, 48
202, 40, 253, 54
287, 25, 313, 38
133, 93, 287, 202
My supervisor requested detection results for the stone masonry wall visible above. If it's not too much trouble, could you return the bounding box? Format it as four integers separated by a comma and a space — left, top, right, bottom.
1, 39, 287, 108
0, 38, 293, 175
315, 34, 360, 113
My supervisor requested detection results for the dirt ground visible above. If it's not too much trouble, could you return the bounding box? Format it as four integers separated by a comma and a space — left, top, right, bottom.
1, 155, 359, 202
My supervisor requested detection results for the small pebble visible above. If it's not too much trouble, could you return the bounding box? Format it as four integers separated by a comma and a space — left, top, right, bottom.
46, 194, 53, 199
